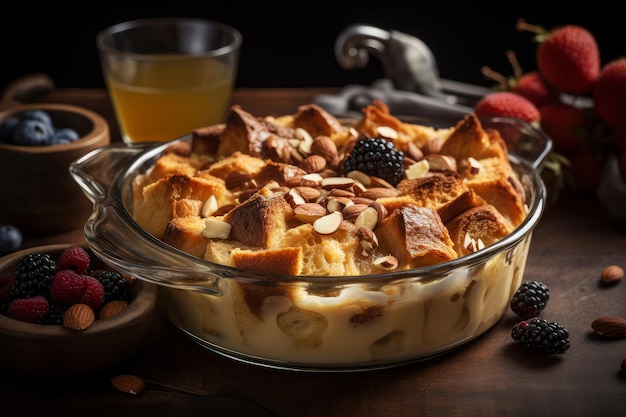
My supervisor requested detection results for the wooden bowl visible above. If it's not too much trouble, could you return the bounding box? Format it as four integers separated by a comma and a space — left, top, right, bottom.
0, 103, 110, 235
0, 244, 158, 379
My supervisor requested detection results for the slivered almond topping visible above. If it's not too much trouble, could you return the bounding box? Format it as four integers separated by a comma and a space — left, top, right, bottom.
356, 226, 378, 256
346, 170, 372, 186
202, 218, 232, 239
426, 154, 457, 172
467, 157, 483, 175
326, 197, 354, 213
294, 203, 327, 223
376, 125, 398, 139
321, 176, 355, 189
201, 195, 219, 217
353, 206, 379, 230
368, 201, 388, 223
284, 188, 306, 207
313, 211, 343, 234
373, 255, 398, 270
405, 159, 430, 180
300, 173, 323, 187
352, 181, 368, 195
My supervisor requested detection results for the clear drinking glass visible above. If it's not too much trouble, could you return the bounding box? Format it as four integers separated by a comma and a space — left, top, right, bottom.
96, 17, 242, 144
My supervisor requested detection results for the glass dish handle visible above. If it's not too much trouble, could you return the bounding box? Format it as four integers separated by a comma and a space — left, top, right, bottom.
69, 143, 227, 295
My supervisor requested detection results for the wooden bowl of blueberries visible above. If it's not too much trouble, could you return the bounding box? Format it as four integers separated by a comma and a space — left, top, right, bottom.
0, 102, 110, 235
0, 243, 158, 379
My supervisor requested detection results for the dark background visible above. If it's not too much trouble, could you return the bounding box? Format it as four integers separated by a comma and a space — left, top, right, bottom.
1, 5, 623, 93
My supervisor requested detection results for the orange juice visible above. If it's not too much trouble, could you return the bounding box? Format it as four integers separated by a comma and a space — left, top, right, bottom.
106, 59, 234, 143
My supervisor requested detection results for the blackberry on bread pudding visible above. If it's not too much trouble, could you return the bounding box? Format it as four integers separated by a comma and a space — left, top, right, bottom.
132, 100, 527, 277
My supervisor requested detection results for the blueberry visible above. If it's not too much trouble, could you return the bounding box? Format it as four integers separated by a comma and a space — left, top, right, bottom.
0, 117, 19, 144
50, 128, 80, 145
0, 224, 23, 254
21, 110, 53, 126
13, 119, 54, 146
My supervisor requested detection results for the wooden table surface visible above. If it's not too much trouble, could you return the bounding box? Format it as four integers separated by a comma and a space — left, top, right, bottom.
1, 87, 625, 417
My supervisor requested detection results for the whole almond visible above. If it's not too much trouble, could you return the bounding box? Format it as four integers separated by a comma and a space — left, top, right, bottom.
99, 300, 129, 320
591, 316, 626, 338
111, 374, 146, 395
601, 265, 624, 284
310, 135, 338, 162
63, 303, 95, 330
301, 154, 327, 173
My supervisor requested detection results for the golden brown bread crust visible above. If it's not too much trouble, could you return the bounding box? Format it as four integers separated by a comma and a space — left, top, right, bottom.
446, 204, 513, 256
377, 205, 458, 268
132, 103, 528, 276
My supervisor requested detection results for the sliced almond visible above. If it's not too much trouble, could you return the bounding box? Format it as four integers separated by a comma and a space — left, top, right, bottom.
376, 125, 398, 139
313, 211, 343, 234
285, 188, 307, 207
300, 172, 323, 187
202, 218, 232, 239
373, 255, 399, 270
201, 195, 219, 217
425, 154, 457, 172
405, 159, 430, 180
346, 170, 372, 186
321, 176, 355, 190
63, 303, 95, 330
353, 206, 379, 231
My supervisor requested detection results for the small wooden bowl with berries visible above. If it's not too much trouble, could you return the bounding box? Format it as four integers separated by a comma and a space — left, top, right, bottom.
0, 243, 158, 379
0, 75, 110, 235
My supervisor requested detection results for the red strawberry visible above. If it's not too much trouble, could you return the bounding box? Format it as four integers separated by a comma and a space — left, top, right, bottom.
513, 71, 560, 108
474, 91, 540, 124
80, 276, 105, 310
50, 270, 86, 304
7, 295, 49, 324
539, 103, 589, 154
593, 58, 626, 129
57, 246, 91, 274
0, 272, 15, 303
517, 19, 600, 95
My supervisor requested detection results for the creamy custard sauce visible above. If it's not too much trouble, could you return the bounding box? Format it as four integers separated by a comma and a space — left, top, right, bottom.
158, 235, 530, 368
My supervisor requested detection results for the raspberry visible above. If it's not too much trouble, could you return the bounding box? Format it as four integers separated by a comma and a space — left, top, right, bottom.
12, 252, 57, 298
510, 280, 550, 319
343, 137, 405, 186
93, 270, 130, 303
50, 270, 86, 304
511, 318, 570, 354
57, 246, 92, 274
80, 276, 105, 310
7, 295, 50, 324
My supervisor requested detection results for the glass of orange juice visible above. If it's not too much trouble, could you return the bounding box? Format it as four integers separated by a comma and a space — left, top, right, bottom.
96, 18, 242, 143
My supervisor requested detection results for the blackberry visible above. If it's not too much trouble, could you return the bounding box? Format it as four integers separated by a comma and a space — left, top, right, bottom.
510, 280, 550, 319
343, 137, 405, 186
511, 318, 570, 354
43, 302, 71, 325
11, 253, 57, 299
94, 270, 129, 303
